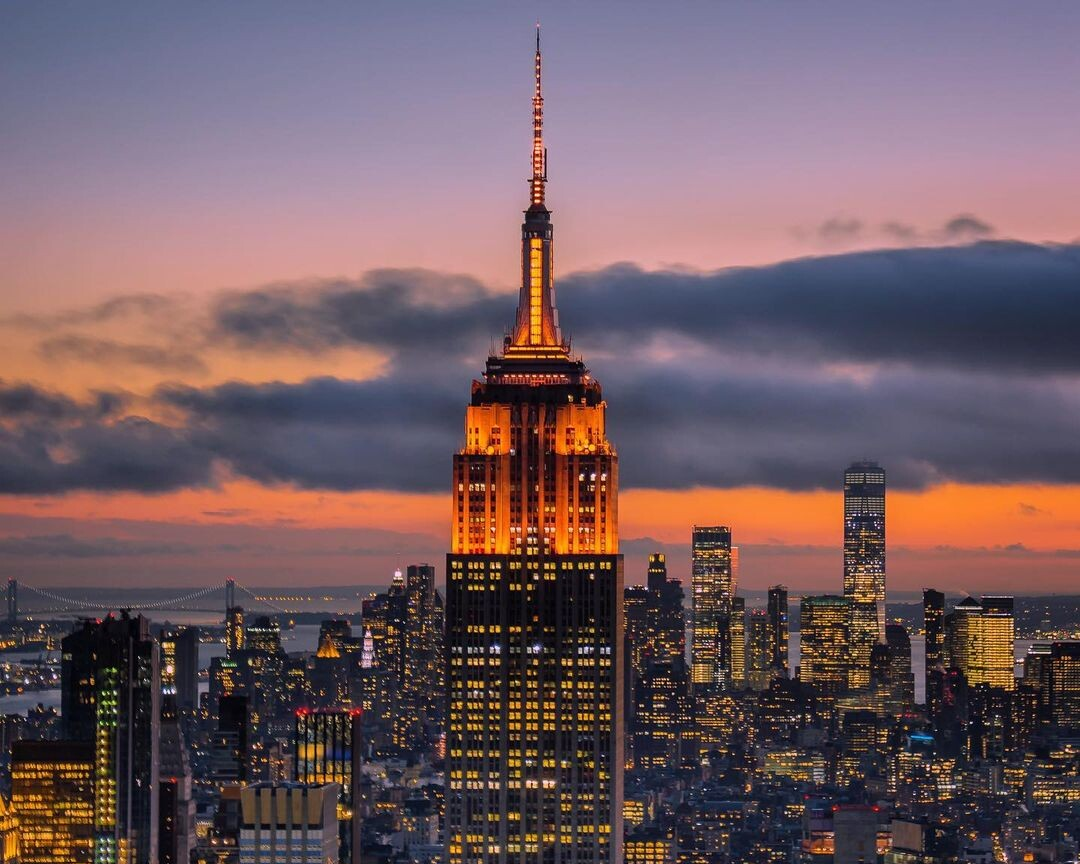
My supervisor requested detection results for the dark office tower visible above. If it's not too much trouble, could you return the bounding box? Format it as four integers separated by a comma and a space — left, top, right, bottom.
445, 30, 623, 864
624, 585, 650, 731
648, 553, 686, 663
226, 605, 245, 657
161, 626, 199, 712
746, 609, 773, 691
885, 624, 916, 709
10, 740, 95, 863
1045, 641, 1080, 731
158, 697, 194, 864
691, 526, 734, 691
923, 588, 945, 713
767, 585, 789, 676
61, 613, 160, 864
633, 657, 692, 771
399, 563, 444, 747
843, 461, 886, 689
799, 596, 851, 698
211, 695, 250, 784
294, 708, 363, 864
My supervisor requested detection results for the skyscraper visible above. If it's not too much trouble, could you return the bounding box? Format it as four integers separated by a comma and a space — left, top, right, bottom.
767, 585, 790, 676
746, 609, 774, 691
843, 461, 887, 689
445, 29, 623, 864
730, 596, 747, 689
10, 740, 94, 864
158, 697, 195, 864
945, 595, 1015, 690
294, 708, 362, 864
160, 626, 199, 712
799, 596, 852, 697
647, 553, 686, 664
61, 613, 160, 864
1043, 641, 1080, 731
691, 526, 734, 690
923, 589, 945, 714
398, 563, 445, 749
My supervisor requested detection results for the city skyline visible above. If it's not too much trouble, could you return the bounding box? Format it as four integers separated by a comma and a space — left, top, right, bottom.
3, 4, 1080, 593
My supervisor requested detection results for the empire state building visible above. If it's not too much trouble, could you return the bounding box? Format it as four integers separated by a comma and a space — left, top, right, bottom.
445, 30, 624, 864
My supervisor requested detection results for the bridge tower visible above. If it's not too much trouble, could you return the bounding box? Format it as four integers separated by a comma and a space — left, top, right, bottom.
6, 579, 15, 625
225, 578, 236, 612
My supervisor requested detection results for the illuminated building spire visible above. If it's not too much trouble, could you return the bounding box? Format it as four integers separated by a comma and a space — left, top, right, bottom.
530, 23, 546, 208
509, 24, 565, 355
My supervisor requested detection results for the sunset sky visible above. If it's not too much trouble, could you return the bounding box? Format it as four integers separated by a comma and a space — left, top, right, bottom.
2, 2, 1079, 594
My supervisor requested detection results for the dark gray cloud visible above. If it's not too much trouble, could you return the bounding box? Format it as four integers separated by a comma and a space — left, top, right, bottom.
0, 384, 212, 493
207, 241, 1080, 375
817, 217, 863, 243
942, 214, 994, 240
1, 242, 1079, 495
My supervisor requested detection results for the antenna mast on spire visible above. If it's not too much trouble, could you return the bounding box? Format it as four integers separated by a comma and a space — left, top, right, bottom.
530, 23, 546, 207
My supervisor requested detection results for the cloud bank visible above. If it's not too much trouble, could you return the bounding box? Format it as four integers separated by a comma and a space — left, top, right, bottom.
2, 241, 1079, 495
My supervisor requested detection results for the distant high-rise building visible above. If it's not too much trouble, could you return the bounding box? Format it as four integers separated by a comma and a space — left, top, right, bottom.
226, 605, 245, 657
1043, 641, 1080, 730
843, 462, 886, 689
294, 708, 362, 864
923, 589, 945, 713
238, 782, 340, 864
691, 526, 734, 690
397, 563, 444, 749
945, 595, 1015, 689
886, 624, 916, 709
445, 30, 623, 864
158, 697, 195, 864
61, 613, 160, 864
10, 740, 94, 864
647, 554, 686, 664
730, 596, 747, 689
632, 658, 693, 771
767, 585, 790, 677
161, 626, 199, 712
746, 609, 774, 691
800, 596, 852, 697
212, 695, 250, 785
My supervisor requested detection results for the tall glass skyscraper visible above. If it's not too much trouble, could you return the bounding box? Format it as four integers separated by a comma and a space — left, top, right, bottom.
843, 461, 886, 689
61, 613, 160, 864
767, 585, 789, 677
445, 29, 623, 864
691, 526, 734, 691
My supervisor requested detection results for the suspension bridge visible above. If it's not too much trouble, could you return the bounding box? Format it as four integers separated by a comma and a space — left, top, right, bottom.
4, 577, 292, 622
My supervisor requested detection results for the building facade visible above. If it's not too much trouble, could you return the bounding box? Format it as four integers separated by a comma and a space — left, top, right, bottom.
843, 462, 886, 689
691, 526, 734, 691
445, 30, 623, 864
799, 596, 852, 697
945, 595, 1015, 689
61, 613, 160, 864
10, 740, 95, 864
293, 709, 362, 864
767, 585, 789, 677
238, 783, 339, 864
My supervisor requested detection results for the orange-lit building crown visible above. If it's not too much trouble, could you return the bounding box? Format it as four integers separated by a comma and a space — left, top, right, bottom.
451, 28, 616, 557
